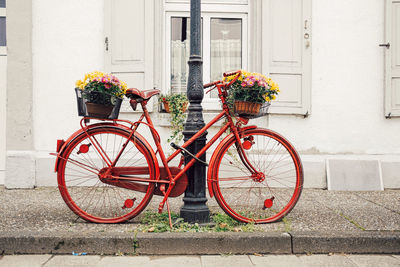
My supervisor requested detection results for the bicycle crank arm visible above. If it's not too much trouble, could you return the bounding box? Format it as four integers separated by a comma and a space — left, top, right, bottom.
170, 143, 208, 166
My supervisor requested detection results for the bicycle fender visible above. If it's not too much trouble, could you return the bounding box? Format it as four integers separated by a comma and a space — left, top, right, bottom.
207, 125, 257, 197
54, 123, 159, 179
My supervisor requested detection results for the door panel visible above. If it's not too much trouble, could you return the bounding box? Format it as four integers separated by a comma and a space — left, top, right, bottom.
105, 0, 154, 112
385, 0, 400, 116
263, 0, 311, 115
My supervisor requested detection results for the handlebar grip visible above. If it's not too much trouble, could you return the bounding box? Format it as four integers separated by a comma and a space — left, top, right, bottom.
203, 81, 220, 89
223, 70, 241, 77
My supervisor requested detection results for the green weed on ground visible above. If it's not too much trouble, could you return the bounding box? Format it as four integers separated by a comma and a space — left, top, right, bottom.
136, 211, 259, 233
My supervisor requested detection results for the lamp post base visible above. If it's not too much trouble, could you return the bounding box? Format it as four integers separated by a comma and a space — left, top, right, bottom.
180, 197, 210, 223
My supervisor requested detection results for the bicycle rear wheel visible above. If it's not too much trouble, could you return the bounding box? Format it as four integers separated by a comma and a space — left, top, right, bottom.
57, 126, 156, 223
210, 128, 303, 223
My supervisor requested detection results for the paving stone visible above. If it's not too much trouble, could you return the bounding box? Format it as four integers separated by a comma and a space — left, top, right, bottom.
285, 191, 359, 232
353, 190, 400, 214
201, 255, 252, 267
0, 187, 399, 255
97, 256, 150, 266
346, 255, 400, 267
149, 255, 201, 267
313, 191, 400, 231
327, 159, 383, 191
298, 254, 355, 267
44, 255, 101, 267
249, 255, 305, 267
0, 255, 51, 267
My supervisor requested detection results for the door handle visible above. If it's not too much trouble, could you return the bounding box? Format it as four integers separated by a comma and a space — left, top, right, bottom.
379, 43, 390, 48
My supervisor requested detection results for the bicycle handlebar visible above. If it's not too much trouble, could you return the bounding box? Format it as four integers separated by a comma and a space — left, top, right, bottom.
203, 70, 242, 91
223, 70, 241, 77
203, 80, 221, 89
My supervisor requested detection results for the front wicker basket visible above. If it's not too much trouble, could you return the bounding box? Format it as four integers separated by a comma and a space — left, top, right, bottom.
233, 101, 271, 119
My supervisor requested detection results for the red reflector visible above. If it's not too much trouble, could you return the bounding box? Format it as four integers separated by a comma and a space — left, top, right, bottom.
79, 144, 90, 154
264, 197, 275, 209
122, 198, 136, 209
242, 140, 252, 150
56, 140, 65, 152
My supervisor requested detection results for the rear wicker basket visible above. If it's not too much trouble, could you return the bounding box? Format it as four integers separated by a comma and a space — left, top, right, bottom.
75, 88, 122, 119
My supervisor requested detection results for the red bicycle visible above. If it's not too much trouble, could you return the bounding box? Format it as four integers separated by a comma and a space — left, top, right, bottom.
54, 70, 303, 225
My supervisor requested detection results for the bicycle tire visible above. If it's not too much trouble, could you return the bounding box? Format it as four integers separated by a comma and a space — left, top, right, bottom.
57, 126, 156, 223
209, 128, 303, 223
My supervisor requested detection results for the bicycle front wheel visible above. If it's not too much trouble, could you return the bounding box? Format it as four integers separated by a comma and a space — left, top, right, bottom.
210, 128, 303, 223
57, 126, 156, 223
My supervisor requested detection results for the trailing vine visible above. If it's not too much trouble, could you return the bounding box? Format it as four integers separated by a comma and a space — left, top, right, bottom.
159, 93, 188, 144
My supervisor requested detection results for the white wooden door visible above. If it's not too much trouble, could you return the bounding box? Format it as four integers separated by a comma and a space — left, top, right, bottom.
105, 0, 155, 111
262, 0, 312, 115
385, 0, 400, 117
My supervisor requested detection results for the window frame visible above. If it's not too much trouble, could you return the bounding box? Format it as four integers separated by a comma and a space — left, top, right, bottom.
164, 3, 249, 111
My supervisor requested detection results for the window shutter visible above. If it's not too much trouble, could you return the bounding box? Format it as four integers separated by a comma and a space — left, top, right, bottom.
262, 0, 311, 115
385, 0, 400, 117
105, 0, 155, 112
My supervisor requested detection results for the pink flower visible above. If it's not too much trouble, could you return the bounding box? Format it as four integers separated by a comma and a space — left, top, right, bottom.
105, 84, 111, 89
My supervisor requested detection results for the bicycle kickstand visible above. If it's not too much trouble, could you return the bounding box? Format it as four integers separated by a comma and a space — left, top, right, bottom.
158, 184, 173, 228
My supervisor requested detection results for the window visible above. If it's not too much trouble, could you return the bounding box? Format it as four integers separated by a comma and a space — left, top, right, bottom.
0, 0, 5, 55
210, 18, 242, 97
170, 17, 200, 94
165, 2, 248, 110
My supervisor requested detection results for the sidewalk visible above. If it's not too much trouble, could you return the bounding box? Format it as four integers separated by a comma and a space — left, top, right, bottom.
1, 254, 400, 266
0, 186, 399, 255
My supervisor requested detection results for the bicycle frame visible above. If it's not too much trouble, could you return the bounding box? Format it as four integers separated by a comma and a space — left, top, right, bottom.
54, 70, 304, 225
55, 70, 260, 213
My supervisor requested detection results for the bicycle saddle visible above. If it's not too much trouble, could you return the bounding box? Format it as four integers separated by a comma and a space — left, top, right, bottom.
125, 88, 160, 101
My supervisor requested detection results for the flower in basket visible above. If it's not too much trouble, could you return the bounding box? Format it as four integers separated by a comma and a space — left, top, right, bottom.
76, 71, 128, 106
75, 71, 128, 119
224, 70, 279, 116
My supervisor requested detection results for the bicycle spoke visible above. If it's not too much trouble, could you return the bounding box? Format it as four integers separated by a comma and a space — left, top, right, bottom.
211, 129, 303, 223
57, 126, 155, 223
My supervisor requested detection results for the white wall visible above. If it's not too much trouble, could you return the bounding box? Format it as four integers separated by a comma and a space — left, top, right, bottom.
0, 55, 6, 184
33, 0, 105, 152
269, 0, 400, 155
30, 0, 400, 188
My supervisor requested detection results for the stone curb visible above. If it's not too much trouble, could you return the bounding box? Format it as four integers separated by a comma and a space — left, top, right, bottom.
0, 231, 399, 255
291, 231, 400, 254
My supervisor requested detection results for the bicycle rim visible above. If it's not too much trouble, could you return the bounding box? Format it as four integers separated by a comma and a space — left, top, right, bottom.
211, 128, 303, 223
57, 126, 155, 223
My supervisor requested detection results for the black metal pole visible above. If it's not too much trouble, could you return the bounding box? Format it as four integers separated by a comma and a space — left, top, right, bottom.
180, 0, 210, 223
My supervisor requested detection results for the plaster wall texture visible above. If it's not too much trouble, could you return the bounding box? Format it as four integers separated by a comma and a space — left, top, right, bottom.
270, 0, 396, 155
32, 0, 105, 152
0, 56, 5, 185
32, 0, 397, 154
12, 0, 398, 188
6, 0, 33, 151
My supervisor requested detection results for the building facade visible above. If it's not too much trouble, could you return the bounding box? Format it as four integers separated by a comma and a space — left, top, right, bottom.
1, 0, 400, 189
